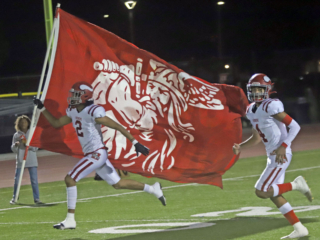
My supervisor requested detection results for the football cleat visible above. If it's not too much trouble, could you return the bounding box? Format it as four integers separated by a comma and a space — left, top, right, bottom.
53, 219, 76, 230
292, 176, 313, 202
280, 224, 308, 239
9, 199, 15, 205
152, 182, 166, 206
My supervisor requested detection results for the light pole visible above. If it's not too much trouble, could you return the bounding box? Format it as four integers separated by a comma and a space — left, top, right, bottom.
123, 1, 137, 44
217, 1, 224, 59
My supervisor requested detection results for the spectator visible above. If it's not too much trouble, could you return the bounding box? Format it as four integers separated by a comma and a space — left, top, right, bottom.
10, 115, 42, 205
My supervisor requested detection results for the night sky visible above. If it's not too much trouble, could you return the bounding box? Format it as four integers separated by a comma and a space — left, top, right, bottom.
1, 0, 320, 77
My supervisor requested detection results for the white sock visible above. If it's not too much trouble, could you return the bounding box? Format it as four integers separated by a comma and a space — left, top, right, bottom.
65, 212, 75, 222
67, 186, 77, 210
278, 202, 292, 215
143, 184, 153, 194
272, 184, 279, 197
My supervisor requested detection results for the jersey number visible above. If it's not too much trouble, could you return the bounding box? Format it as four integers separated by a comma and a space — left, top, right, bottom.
75, 120, 84, 137
256, 124, 268, 142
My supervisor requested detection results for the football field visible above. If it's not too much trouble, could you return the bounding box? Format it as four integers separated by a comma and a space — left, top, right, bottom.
0, 149, 319, 240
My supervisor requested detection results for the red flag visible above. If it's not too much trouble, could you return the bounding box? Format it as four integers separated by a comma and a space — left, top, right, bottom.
30, 9, 248, 187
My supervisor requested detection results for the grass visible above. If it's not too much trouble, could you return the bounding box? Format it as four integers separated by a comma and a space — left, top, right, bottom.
0, 149, 319, 240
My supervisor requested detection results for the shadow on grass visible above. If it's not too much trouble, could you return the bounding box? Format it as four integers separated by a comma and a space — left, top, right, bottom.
299, 237, 310, 240
15, 202, 58, 207
104, 217, 317, 240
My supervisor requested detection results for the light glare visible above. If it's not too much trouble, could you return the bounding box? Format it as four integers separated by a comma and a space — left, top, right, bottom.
124, 1, 137, 9
217, 1, 225, 5
224, 64, 230, 69
103, 15, 109, 18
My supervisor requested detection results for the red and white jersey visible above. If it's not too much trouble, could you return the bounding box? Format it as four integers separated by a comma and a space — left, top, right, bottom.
246, 98, 292, 156
66, 104, 106, 155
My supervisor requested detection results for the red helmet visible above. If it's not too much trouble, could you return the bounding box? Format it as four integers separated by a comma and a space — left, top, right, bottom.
67, 82, 93, 106
247, 73, 273, 102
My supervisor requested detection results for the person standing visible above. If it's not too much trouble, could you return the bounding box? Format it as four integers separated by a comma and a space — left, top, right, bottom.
33, 81, 166, 230
233, 73, 312, 239
10, 115, 42, 205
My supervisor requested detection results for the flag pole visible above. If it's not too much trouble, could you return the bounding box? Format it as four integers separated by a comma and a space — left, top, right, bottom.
14, 4, 61, 203
43, 0, 53, 46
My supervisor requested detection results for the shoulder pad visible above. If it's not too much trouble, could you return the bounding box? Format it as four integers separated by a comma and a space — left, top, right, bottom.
261, 99, 284, 115
88, 105, 105, 118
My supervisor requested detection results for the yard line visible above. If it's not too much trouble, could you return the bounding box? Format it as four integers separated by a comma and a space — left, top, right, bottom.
0, 183, 196, 212
0, 165, 319, 212
0, 179, 102, 194
2, 216, 319, 226
224, 165, 320, 181
0, 218, 232, 225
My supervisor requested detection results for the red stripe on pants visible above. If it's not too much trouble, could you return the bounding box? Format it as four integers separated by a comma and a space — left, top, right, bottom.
261, 168, 277, 191
73, 162, 94, 181
69, 159, 88, 177
267, 168, 282, 190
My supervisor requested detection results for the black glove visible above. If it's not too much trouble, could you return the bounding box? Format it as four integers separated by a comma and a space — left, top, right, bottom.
33, 97, 44, 110
134, 142, 150, 156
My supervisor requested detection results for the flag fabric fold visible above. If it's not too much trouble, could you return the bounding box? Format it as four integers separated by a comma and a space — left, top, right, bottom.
30, 8, 249, 188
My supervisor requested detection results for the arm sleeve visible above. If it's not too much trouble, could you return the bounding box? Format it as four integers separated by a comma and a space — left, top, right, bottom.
11, 133, 19, 153
281, 118, 301, 148
92, 106, 106, 119
267, 100, 284, 115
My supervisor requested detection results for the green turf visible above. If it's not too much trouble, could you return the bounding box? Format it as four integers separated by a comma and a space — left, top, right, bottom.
0, 149, 319, 240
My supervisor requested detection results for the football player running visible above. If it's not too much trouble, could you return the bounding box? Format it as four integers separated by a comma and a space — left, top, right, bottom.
233, 74, 312, 239
33, 82, 166, 230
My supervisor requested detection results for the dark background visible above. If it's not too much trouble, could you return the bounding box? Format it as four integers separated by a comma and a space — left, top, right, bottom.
1, 0, 320, 76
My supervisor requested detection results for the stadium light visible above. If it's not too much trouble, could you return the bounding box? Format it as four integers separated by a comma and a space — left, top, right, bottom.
224, 64, 230, 69
122, 1, 137, 43
124, 1, 137, 9
217, 1, 224, 59
103, 15, 109, 18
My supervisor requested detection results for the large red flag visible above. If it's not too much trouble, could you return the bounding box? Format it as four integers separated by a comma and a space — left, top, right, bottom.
30, 8, 248, 187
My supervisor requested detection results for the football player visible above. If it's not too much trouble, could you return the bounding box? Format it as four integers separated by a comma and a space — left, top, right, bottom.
33, 82, 166, 230
233, 74, 312, 239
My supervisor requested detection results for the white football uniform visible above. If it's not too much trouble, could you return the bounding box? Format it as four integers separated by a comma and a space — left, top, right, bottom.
66, 104, 120, 184
246, 98, 292, 192
66, 104, 106, 155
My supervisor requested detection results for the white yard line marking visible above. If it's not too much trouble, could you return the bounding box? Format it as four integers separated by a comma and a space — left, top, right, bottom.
224, 165, 320, 181
0, 165, 319, 212
2, 215, 319, 226
0, 218, 230, 225
0, 180, 98, 194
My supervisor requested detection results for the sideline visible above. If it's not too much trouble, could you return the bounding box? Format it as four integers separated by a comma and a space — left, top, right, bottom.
0, 150, 61, 162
